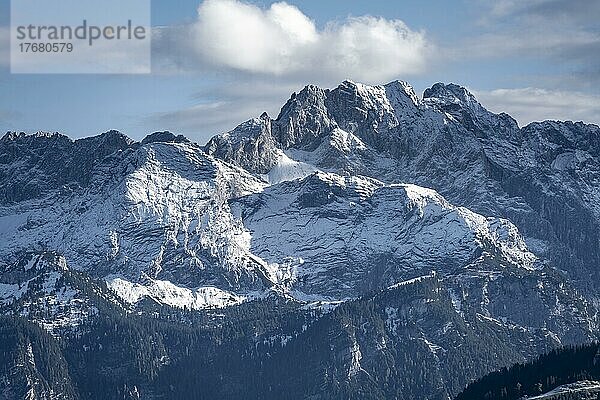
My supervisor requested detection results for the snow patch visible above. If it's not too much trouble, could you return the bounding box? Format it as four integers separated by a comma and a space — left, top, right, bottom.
526, 380, 600, 399
448, 288, 463, 316
106, 276, 247, 309
265, 151, 318, 184
421, 337, 445, 356
388, 272, 436, 290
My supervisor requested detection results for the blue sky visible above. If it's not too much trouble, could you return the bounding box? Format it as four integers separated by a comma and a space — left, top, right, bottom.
0, 0, 599, 143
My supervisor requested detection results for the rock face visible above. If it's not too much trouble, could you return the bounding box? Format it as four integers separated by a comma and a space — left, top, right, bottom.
205, 80, 600, 294
1, 138, 271, 302
0, 130, 134, 203
233, 172, 536, 296
1, 79, 599, 399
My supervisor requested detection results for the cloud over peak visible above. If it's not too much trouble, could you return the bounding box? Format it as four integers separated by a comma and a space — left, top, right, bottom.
181, 0, 429, 83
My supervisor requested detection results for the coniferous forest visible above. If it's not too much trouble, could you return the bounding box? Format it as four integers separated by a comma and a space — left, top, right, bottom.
456, 343, 600, 400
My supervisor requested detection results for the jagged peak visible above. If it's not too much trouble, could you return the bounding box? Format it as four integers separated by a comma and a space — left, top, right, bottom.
74, 130, 135, 148
421, 82, 519, 133
423, 82, 479, 107
329, 80, 393, 112
1, 131, 25, 141
280, 80, 393, 118
280, 84, 327, 107
205, 115, 273, 155
275, 84, 327, 121
1, 130, 136, 148
523, 119, 599, 130
331, 79, 420, 113
300, 83, 326, 93
229, 115, 271, 135
99, 129, 134, 142
141, 131, 189, 145
290, 83, 328, 102
100, 129, 125, 136
336, 79, 381, 94
34, 131, 69, 139
384, 80, 420, 106
338, 79, 359, 89
1, 130, 70, 142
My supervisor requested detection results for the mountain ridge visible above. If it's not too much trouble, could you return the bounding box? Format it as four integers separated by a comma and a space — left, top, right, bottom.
1, 79, 600, 399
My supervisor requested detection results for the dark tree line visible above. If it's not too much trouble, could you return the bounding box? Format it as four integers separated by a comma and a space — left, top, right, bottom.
456, 343, 600, 400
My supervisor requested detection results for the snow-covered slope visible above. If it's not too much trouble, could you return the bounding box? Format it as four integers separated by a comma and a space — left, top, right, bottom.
106, 276, 247, 309
233, 171, 536, 298
263, 150, 318, 184
205, 79, 600, 298
0, 135, 272, 310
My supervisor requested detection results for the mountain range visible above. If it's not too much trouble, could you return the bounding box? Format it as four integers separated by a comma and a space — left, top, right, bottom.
1, 79, 599, 399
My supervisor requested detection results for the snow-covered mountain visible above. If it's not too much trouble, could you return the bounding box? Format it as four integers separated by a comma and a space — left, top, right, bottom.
1, 135, 272, 308
233, 172, 536, 298
1, 79, 599, 399
206, 80, 600, 294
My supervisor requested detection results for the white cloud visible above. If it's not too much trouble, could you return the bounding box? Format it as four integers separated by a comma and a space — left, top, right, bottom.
163, 0, 430, 84
193, 0, 317, 74
475, 87, 600, 126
